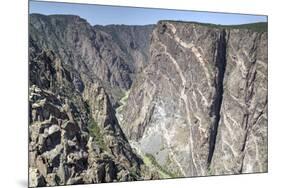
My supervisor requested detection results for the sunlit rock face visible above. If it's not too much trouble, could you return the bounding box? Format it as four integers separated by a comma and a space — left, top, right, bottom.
210, 29, 268, 175
120, 21, 267, 177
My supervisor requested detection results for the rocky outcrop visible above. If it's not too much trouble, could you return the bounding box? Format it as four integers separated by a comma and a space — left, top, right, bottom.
29, 85, 89, 186
120, 21, 267, 177
28, 44, 155, 187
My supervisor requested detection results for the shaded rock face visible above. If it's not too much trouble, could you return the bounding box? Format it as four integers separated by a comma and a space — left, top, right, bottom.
30, 14, 153, 106
120, 21, 267, 177
94, 25, 154, 73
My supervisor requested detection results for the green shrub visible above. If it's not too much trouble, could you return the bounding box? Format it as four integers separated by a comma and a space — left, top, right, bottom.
83, 100, 107, 151
88, 117, 106, 151
145, 153, 177, 178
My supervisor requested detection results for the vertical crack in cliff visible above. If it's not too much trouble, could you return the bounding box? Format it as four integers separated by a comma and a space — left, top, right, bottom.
239, 42, 259, 172
207, 29, 227, 166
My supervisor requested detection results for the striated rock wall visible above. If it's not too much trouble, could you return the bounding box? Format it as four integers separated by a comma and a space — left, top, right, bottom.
210, 29, 268, 174
120, 21, 267, 177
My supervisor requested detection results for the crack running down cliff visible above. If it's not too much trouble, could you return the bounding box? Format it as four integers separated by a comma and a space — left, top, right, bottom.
207, 29, 228, 166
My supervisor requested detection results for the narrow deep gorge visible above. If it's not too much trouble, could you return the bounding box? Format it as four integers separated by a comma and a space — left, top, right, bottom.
29, 14, 268, 186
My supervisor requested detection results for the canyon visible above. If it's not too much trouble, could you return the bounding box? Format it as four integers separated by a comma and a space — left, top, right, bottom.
29, 14, 268, 187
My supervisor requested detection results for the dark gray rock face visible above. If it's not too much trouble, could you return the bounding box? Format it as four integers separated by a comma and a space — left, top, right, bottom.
94, 24, 154, 73
120, 21, 267, 177
30, 14, 153, 106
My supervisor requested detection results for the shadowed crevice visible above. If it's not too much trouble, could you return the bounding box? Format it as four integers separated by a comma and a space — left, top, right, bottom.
207, 29, 227, 166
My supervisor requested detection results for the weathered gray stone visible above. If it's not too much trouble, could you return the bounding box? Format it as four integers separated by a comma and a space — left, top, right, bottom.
36, 156, 47, 177
29, 168, 46, 187
120, 21, 267, 177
